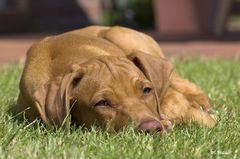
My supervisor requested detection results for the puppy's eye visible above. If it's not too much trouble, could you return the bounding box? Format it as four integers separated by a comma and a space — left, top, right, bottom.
143, 87, 152, 95
94, 99, 111, 107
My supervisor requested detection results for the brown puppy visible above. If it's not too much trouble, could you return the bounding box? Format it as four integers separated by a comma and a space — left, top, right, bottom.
18, 26, 217, 133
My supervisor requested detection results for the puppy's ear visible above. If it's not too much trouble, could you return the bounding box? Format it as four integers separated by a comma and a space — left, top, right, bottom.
128, 50, 174, 109
33, 65, 84, 127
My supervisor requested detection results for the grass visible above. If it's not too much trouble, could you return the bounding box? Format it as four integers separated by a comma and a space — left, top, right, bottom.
0, 58, 240, 159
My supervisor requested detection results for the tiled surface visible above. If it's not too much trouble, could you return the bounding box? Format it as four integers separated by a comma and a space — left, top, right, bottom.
0, 34, 240, 64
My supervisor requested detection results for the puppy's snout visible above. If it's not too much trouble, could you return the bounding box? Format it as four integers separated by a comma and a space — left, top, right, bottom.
138, 120, 170, 134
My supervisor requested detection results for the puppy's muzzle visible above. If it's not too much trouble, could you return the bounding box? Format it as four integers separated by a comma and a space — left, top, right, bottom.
137, 120, 171, 134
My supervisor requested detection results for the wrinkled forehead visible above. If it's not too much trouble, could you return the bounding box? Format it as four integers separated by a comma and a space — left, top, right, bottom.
83, 56, 145, 79
78, 56, 146, 89
73, 56, 150, 103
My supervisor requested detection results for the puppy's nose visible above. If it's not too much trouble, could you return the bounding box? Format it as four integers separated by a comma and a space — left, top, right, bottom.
138, 120, 170, 134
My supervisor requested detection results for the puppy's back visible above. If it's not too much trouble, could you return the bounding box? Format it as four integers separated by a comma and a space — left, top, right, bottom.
69, 26, 165, 58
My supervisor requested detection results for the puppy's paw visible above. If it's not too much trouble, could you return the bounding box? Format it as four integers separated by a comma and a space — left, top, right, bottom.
187, 93, 211, 111
190, 108, 218, 127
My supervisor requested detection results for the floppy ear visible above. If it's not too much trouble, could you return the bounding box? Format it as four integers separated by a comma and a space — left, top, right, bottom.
128, 50, 174, 112
33, 65, 84, 127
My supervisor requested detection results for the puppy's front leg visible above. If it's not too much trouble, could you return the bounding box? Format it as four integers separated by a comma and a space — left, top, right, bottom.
161, 87, 217, 127
170, 74, 212, 112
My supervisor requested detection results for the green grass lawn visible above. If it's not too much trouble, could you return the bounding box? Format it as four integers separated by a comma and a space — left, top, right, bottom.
0, 59, 239, 159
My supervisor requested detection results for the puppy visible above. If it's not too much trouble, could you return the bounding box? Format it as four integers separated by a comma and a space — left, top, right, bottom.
18, 26, 217, 133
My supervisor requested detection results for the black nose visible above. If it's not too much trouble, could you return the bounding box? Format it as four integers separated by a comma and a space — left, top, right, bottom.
138, 120, 170, 134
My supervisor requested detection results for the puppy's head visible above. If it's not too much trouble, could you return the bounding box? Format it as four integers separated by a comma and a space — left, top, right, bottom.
34, 51, 173, 134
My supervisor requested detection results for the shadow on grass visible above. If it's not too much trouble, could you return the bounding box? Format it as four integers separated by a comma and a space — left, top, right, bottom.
6, 102, 45, 130
5, 102, 95, 132
6, 102, 25, 124
5, 103, 62, 133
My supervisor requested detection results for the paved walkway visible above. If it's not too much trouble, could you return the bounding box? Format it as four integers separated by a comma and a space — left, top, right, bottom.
0, 34, 240, 64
